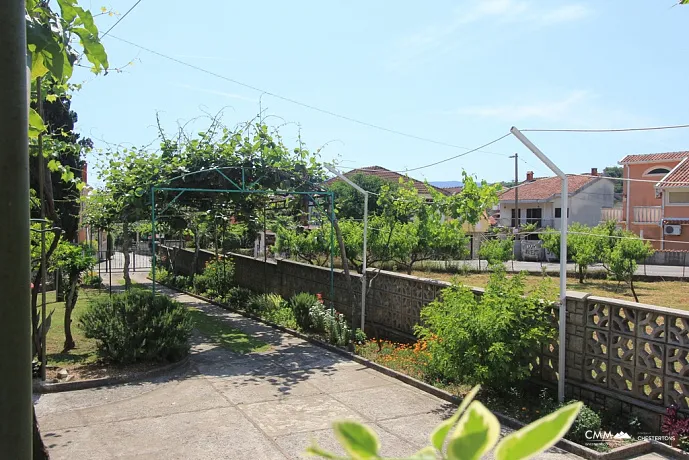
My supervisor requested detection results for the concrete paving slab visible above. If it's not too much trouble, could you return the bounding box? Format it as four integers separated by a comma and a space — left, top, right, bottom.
205, 369, 324, 405
101, 407, 287, 460
274, 424, 419, 459
287, 365, 400, 394
241, 393, 366, 437
332, 383, 455, 422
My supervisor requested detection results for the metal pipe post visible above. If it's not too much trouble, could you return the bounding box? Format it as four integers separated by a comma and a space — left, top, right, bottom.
510, 127, 568, 403
0, 0, 33, 456
361, 192, 368, 331
559, 176, 568, 402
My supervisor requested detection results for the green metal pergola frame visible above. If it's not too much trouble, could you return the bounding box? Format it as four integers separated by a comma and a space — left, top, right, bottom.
149, 166, 336, 310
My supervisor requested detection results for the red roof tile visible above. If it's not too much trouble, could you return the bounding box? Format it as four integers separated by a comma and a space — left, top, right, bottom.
619, 151, 689, 164
499, 175, 599, 202
657, 158, 689, 188
441, 186, 464, 195
324, 166, 450, 196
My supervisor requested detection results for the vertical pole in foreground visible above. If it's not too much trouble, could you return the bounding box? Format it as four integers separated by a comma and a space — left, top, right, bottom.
510, 127, 568, 403
0, 0, 33, 456
151, 188, 156, 295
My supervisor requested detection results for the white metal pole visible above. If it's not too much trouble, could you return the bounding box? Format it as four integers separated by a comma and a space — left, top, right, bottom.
510, 127, 568, 403
559, 177, 568, 403
324, 164, 369, 332
361, 192, 368, 331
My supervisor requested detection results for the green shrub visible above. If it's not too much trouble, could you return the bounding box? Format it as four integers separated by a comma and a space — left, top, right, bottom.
247, 293, 286, 315
568, 403, 602, 444
309, 304, 329, 333
289, 292, 319, 331
194, 258, 234, 298
308, 304, 352, 346
226, 286, 253, 309
81, 273, 103, 288
416, 267, 555, 387
151, 267, 171, 285
264, 306, 297, 329
80, 288, 192, 364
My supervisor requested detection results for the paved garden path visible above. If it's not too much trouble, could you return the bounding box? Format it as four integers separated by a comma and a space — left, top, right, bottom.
33, 272, 663, 459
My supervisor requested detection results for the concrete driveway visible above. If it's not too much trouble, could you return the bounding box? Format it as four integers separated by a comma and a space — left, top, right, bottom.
35, 276, 584, 459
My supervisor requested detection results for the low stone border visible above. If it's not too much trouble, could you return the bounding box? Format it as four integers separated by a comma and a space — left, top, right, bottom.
156, 282, 689, 460
33, 356, 190, 394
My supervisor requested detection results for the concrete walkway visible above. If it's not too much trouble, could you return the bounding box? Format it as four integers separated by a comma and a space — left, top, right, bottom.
32, 273, 652, 459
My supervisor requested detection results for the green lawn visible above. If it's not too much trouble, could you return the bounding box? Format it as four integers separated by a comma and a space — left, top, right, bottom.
188, 307, 270, 354
43, 289, 103, 368
412, 271, 689, 310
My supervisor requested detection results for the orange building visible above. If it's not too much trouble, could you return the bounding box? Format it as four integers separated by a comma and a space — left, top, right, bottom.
617, 152, 689, 250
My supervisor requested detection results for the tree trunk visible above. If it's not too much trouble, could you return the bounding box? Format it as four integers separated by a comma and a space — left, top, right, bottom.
332, 218, 357, 330
63, 272, 79, 351
122, 221, 131, 289
31, 229, 61, 359
629, 276, 639, 302
33, 407, 49, 460
578, 264, 584, 284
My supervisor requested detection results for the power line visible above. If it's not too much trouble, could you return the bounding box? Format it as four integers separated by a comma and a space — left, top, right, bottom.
101, 0, 144, 38
108, 34, 512, 159
521, 124, 689, 133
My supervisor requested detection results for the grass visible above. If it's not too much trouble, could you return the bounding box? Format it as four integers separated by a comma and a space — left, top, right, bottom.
188, 307, 270, 354
43, 289, 104, 368
411, 270, 689, 310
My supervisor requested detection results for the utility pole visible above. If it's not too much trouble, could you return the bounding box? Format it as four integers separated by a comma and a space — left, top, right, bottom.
509, 153, 519, 228
0, 0, 33, 457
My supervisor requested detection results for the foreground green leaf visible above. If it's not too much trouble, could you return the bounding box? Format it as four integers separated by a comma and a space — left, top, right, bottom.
333, 421, 380, 459
446, 401, 499, 460
430, 385, 481, 451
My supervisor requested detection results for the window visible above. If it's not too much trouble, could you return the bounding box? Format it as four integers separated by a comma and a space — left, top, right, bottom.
646, 167, 671, 175
668, 191, 689, 205
526, 208, 542, 226
554, 208, 570, 218
510, 209, 521, 227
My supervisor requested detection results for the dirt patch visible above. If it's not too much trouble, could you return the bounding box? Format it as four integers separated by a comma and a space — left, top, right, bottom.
45, 361, 165, 383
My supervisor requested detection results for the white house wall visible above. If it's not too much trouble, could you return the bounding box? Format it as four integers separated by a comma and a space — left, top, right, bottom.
552, 179, 614, 228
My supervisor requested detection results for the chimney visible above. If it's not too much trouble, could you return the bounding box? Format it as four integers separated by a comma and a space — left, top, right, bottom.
591, 167, 598, 176
526, 171, 534, 181
82, 162, 88, 185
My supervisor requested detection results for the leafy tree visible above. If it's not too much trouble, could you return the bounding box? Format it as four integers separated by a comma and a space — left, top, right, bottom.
53, 241, 96, 350
329, 173, 394, 219
479, 235, 514, 267
540, 223, 603, 283
603, 166, 623, 194
603, 231, 654, 302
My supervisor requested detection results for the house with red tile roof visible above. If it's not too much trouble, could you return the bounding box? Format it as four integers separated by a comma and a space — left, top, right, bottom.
323, 166, 450, 199
614, 151, 689, 250
498, 168, 614, 230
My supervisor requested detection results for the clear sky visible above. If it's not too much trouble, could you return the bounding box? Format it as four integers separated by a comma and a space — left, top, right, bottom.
74, 0, 689, 185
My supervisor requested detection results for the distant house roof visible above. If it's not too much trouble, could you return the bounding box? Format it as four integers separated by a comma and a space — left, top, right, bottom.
657, 158, 689, 188
441, 186, 463, 195
324, 166, 450, 196
619, 151, 689, 164
499, 175, 601, 202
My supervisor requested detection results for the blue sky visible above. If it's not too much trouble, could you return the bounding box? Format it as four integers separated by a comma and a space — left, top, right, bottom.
75, 0, 689, 185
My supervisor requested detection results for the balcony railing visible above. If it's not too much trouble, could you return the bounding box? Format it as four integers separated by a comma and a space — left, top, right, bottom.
600, 208, 623, 222
633, 206, 662, 224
